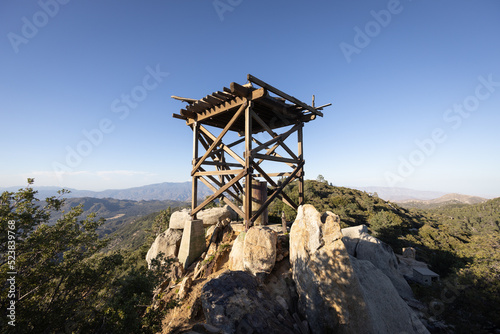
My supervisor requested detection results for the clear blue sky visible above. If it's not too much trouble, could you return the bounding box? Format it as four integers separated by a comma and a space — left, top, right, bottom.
1, 0, 499, 198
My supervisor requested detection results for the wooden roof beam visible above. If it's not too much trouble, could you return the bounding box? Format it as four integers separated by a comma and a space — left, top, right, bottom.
171, 95, 197, 104
172, 113, 187, 120
187, 89, 266, 126
247, 74, 324, 117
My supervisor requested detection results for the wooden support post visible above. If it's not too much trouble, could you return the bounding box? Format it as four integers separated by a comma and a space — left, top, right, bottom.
253, 180, 268, 226
244, 102, 253, 230
298, 124, 304, 206
192, 122, 199, 219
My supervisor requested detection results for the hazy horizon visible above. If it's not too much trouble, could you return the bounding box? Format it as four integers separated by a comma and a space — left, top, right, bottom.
1, 180, 497, 200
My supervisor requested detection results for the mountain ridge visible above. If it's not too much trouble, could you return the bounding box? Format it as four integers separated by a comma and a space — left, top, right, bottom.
2, 182, 491, 204
394, 193, 488, 209
0, 181, 212, 202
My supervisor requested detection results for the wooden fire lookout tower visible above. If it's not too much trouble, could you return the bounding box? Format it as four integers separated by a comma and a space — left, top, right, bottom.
172, 74, 330, 230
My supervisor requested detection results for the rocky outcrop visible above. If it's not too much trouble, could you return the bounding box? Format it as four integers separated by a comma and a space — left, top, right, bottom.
195, 218, 234, 279
289, 205, 374, 333
201, 271, 301, 334
243, 226, 277, 276
169, 206, 236, 230
289, 205, 429, 334
228, 232, 245, 271
340, 224, 367, 255
145, 228, 183, 268
178, 276, 192, 300
169, 208, 191, 229
227, 226, 277, 276
198, 205, 236, 227
341, 224, 414, 299
351, 256, 430, 334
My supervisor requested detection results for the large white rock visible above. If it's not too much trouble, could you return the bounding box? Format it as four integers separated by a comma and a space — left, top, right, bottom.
341, 224, 414, 300
351, 256, 430, 334
169, 205, 236, 230
243, 226, 277, 276
290, 206, 429, 334
169, 209, 191, 230
145, 228, 183, 268
198, 205, 235, 227
289, 205, 374, 334
228, 226, 278, 276
229, 232, 246, 271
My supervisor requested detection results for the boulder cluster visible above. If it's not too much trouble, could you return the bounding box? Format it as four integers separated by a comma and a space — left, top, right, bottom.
146, 204, 430, 334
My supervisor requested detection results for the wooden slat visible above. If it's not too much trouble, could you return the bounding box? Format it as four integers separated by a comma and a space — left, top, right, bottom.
247, 74, 323, 117
251, 128, 299, 163
253, 172, 293, 178
198, 167, 242, 202
192, 169, 246, 217
201, 161, 243, 168
250, 161, 304, 223
244, 101, 253, 230
298, 124, 304, 206
199, 177, 244, 218
252, 137, 296, 168
181, 109, 196, 119
194, 100, 211, 110
253, 153, 299, 165
203, 95, 223, 106
188, 96, 244, 125
251, 162, 298, 210
191, 101, 247, 175
172, 113, 187, 120
186, 103, 205, 113
315, 103, 332, 111
251, 123, 300, 154
230, 81, 251, 97
213, 91, 231, 100
194, 169, 245, 176
298, 114, 317, 123
171, 95, 197, 103
192, 122, 199, 218
186, 89, 266, 127
199, 125, 245, 166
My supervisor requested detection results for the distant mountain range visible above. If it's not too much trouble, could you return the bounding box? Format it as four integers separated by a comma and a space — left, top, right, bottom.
352, 186, 448, 202
2, 182, 491, 206
393, 193, 488, 209
0, 182, 212, 202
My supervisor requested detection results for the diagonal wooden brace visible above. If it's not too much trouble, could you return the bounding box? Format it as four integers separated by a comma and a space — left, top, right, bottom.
192, 101, 247, 175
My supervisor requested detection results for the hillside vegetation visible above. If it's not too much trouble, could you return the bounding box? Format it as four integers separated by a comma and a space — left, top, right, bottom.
269, 179, 421, 250
406, 198, 500, 332
0, 182, 176, 333
3, 179, 498, 332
